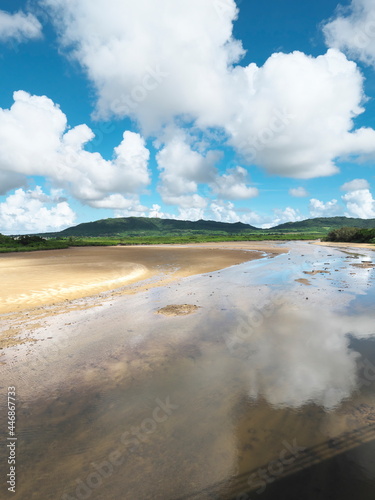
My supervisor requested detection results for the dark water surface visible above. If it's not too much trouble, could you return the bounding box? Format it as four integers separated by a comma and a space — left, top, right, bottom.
0, 242, 375, 499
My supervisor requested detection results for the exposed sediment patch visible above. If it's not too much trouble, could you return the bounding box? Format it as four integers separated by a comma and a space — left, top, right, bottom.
156, 304, 200, 316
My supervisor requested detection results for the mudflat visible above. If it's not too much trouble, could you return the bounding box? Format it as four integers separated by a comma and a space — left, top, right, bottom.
0, 242, 287, 314
1, 241, 375, 500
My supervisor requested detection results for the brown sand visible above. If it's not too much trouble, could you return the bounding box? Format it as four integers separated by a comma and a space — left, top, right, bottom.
314, 241, 375, 251
0, 242, 287, 315
295, 278, 311, 286
0, 242, 287, 350
156, 304, 200, 316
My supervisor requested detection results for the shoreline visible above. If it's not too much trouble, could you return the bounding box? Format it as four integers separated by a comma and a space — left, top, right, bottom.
0, 242, 287, 315
314, 241, 375, 251
0, 242, 287, 350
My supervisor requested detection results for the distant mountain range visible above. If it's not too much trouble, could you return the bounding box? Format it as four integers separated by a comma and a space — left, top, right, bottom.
36, 216, 375, 238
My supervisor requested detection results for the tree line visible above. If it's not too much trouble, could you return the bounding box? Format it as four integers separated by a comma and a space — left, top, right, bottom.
325, 227, 375, 243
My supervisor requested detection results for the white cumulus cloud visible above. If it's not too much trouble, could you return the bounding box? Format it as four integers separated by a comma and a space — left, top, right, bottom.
262, 207, 303, 229
340, 178, 375, 217
41, 0, 375, 180
342, 189, 375, 218
156, 133, 219, 207
309, 198, 341, 217
0, 187, 76, 234
208, 200, 263, 226
0, 10, 42, 43
211, 166, 258, 200
227, 49, 375, 179
41, 0, 243, 131
323, 0, 375, 67
89, 194, 147, 211
310, 182, 375, 219
0, 91, 151, 209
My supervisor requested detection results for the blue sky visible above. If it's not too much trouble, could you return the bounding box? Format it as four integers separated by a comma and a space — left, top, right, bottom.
0, 0, 375, 233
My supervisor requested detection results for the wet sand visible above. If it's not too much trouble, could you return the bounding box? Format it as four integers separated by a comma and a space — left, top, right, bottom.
0, 242, 286, 350
0, 243, 286, 316
315, 241, 375, 251
295, 278, 311, 285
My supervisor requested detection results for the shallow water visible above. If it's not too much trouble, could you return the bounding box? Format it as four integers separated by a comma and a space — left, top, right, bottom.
1, 242, 375, 499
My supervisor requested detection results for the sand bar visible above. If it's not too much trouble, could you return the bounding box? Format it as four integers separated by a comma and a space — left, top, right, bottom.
0, 242, 287, 315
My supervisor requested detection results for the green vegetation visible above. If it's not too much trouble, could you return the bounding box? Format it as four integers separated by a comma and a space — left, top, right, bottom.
274, 216, 375, 233
1, 215, 374, 253
35, 216, 375, 239
39, 217, 259, 238
0, 234, 70, 253
0, 231, 321, 253
325, 227, 375, 244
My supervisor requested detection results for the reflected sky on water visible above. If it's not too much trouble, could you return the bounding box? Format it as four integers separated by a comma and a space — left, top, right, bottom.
0, 242, 374, 499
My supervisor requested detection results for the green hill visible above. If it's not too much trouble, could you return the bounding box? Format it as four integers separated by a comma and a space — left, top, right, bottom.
39, 217, 259, 238
272, 216, 375, 233
2, 215, 375, 253
36, 215, 375, 238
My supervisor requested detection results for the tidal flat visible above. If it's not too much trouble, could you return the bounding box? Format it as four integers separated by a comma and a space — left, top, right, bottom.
0, 241, 375, 499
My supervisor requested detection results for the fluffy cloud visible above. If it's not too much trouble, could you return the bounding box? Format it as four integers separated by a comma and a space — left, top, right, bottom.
209, 200, 245, 223
324, 0, 375, 67
41, 0, 243, 131
289, 187, 309, 198
148, 204, 168, 219
309, 198, 341, 217
208, 204, 304, 230
309, 181, 375, 218
340, 178, 375, 217
207, 201, 262, 226
162, 194, 207, 212
227, 49, 375, 178
0, 91, 151, 208
4, 1, 375, 229
211, 166, 258, 200
177, 206, 207, 221
341, 178, 370, 191
42, 0, 375, 180
113, 202, 208, 222
0, 187, 76, 234
156, 133, 219, 207
342, 189, 375, 218
89, 194, 146, 211
262, 207, 303, 229
0, 9, 42, 43
155, 134, 258, 214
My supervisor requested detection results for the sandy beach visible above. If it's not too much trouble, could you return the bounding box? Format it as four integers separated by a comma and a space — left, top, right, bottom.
0, 242, 286, 315
0, 242, 287, 350
314, 241, 375, 251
